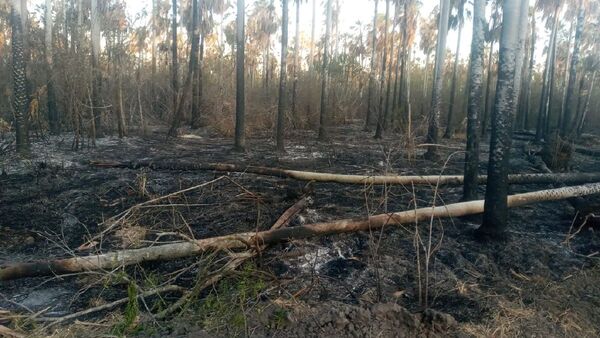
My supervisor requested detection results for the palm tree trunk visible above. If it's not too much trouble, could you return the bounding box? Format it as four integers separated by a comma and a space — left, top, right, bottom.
309, 0, 316, 71
10, 1, 28, 153
558, 22, 574, 132
91, 0, 102, 138
392, 27, 401, 121
422, 52, 430, 111
365, 0, 378, 129
511, 0, 529, 120
291, 0, 300, 122
374, 0, 390, 139
171, 0, 179, 131
318, 0, 332, 141
479, 0, 522, 239
423, 0, 450, 159
277, 0, 289, 151
191, 0, 202, 129
463, 0, 485, 201
45, 0, 59, 135
522, 12, 535, 130
535, 7, 558, 142
169, 0, 199, 137
576, 71, 596, 137
444, 22, 463, 139
563, 0, 584, 137
151, 0, 157, 117
544, 34, 558, 134
383, 3, 397, 130
480, 4, 498, 137
234, 0, 246, 151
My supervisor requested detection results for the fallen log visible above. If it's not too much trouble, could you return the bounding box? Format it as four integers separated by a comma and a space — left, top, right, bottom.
90, 160, 600, 186
2, 183, 600, 281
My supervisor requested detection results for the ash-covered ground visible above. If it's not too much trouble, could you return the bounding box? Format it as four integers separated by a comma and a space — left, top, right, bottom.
1, 125, 599, 337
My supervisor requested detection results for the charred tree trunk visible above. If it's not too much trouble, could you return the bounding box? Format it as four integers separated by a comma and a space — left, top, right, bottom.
480, 3, 498, 137
45, 0, 59, 135
171, 0, 179, 133
234, 0, 246, 151
444, 21, 463, 139
374, 0, 390, 139
276, 0, 289, 151
291, 0, 300, 122
479, 0, 521, 240
563, 1, 584, 137
463, 0, 485, 201
318, 0, 332, 141
191, 0, 203, 129
10, 0, 28, 153
91, 0, 102, 138
424, 0, 450, 159
365, 0, 378, 130
535, 7, 559, 142
521, 12, 535, 130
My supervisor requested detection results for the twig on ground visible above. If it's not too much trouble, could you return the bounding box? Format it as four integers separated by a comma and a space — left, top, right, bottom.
36, 285, 184, 327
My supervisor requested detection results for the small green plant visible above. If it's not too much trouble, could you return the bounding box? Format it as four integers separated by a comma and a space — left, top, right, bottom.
112, 282, 140, 336
193, 262, 267, 336
269, 308, 289, 330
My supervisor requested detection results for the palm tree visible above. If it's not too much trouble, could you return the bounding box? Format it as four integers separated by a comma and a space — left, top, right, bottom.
374, 0, 390, 139
512, 0, 530, 122
535, 0, 562, 142
318, 0, 332, 141
382, 1, 397, 131
398, 0, 419, 134
424, 0, 450, 160
191, 0, 203, 129
277, 0, 289, 151
45, 0, 59, 134
10, 0, 28, 152
234, 0, 246, 151
562, 0, 585, 136
419, 10, 437, 114
169, 0, 201, 136
365, 0, 378, 129
518, 6, 536, 130
480, 1, 500, 137
443, 0, 467, 139
463, 0, 485, 201
309, 0, 316, 71
479, 0, 523, 239
171, 0, 178, 133
291, 0, 306, 121
249, 0, 278, 95
91, 0, 102, 137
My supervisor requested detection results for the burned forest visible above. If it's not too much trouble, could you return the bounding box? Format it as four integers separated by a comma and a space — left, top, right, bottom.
2, 0, 600, 336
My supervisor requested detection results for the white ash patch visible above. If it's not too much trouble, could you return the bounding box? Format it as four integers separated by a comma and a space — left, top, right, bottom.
295, 246, 334, 272
280, 145, 327, 160
180, 134, 203, 139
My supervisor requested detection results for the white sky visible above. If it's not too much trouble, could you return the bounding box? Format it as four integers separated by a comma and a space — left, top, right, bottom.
27, 0, 550, 64
123, 0, 471, 60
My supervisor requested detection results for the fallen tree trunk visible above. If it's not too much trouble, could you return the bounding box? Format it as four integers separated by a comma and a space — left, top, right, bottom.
90, 160, 600, 186
2, 182, 600, 281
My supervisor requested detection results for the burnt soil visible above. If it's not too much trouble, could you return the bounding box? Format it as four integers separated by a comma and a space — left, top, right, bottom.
1, 124, 600, 337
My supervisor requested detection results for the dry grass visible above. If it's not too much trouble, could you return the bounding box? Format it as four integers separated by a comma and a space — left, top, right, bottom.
460, 266, 600, 338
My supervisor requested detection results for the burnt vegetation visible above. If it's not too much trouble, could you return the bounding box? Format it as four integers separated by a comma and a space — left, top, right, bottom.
1, 0, 600, 337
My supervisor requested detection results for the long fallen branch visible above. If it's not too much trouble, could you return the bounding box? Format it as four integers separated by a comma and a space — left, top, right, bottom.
2, 183, 600, 281
36, 285, 184, 326
90, 160, 600, 186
